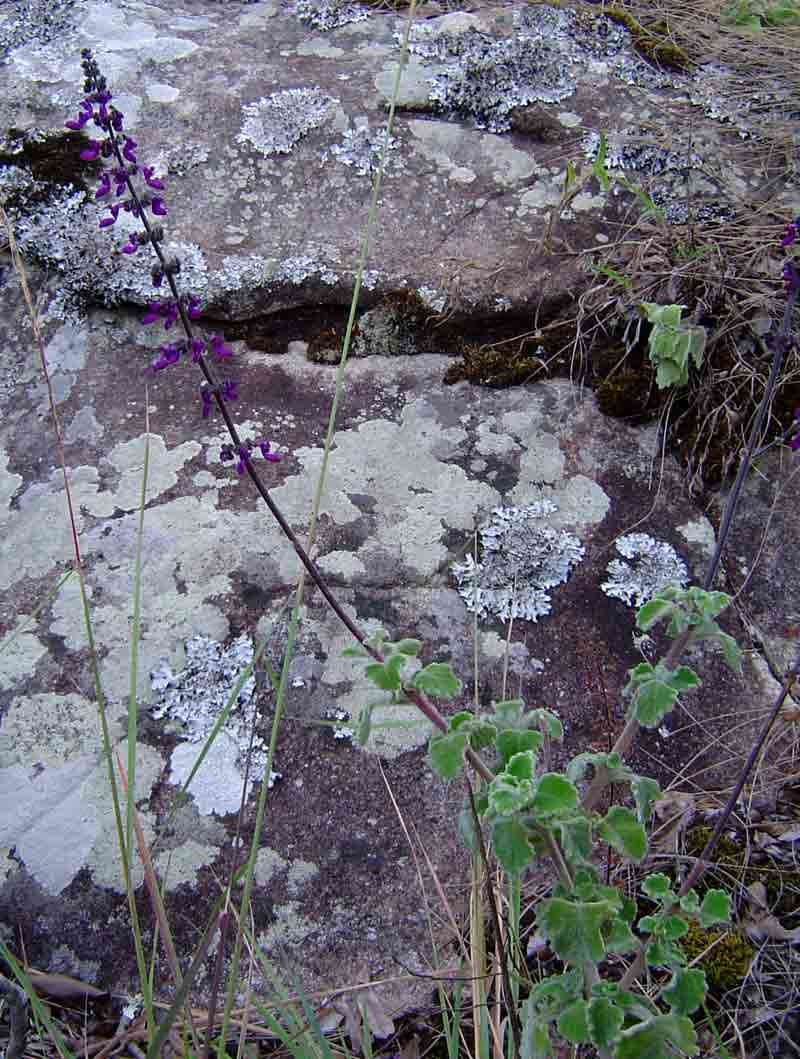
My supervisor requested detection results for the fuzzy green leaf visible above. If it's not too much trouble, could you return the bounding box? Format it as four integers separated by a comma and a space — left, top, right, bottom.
558, 1000, 590, 1044
520, 1002, 552, 1059
632, 679, 678, 727
661, 915, 689, 940
410, 662, 461, 698
598, 806, 647, 862
428, 731, 468, 780
661, 968, 707, 1016
393, 638, 422, 656
636, 597, 677, 631
642, 873, 674, 900
699, 889, 731, 927
532, 773, 579, 816
632, 775, 661, 823
528, 707, 564, 740
496, 728, 544, 764
364, 653, 406, 691
557, 816, 593, 864
666, 665, 700, 692
491, 698, 525, 726
605, 917, 638, 955
491, 816, 534, 875
538, 898, 612, 964
587, 997, 624, 1049
488, 774, 533, 816
616, 1013, 698, 1059
679, 890, 700, 916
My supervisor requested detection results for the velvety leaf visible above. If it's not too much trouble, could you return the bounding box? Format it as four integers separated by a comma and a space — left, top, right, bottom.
557, 816, 593, 864
496, 728, 543, 764
449, 710, 475, 732
642, 873, 673, 900
528, 708, 564, 740
428, 731, 468, 779
713, 630, 743, 674
537, 898, 611, 964
605, 917, 638, 955
587, 997, 624, 1049
557, 999, 590, 1044
365, 656, 403, 691
341, 645, 369, 658
491, 698, 525, 726
632, 775, 661, 823
636, 597, 676, 631
532, 773, 579, 815
356, 703, 374, 746
488, 774, 532, 815
699, 889, 731, 927
393, 638, 422, 656
598, 806, 647, 861
507, 750, 536, 782
661, 968, 706, 1016
679, 890, 700, 916
666, 665, 700, 692
491, 817, 533, 874
616, 1013, 698, 1059
660, 915, 689, 940
633, 679, 678, 727
410, 662, 461, 698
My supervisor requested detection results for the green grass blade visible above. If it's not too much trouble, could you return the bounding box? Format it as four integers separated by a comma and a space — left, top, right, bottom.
0, 942, 77, 1059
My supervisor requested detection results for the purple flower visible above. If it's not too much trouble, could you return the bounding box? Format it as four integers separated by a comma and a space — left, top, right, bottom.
121, 234, 140, 255
111, 109, 124, 132
80, 140, 101, 161
221, 379, 238, 402
142, 302, 164, 324
95, 173, 112, 198
122, 137, 138, 163
151, 197, 168, 217
99, 203, 121, 228
235, 444, 250, 475
163, 301, 179, 329
143, 166, 165, 190
201, 388, 213, 418
65, 111, 91, 131
256, 438, 282, 463
209, 334, 233, 360
186, 296, 202, 320
782, 223, 798, 248
150, 343, 182, 372
190, 338, 205, 362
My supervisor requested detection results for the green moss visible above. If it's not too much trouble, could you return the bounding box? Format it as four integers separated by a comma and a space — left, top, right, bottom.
509, 105, 568, 142
595, 366, 657, 419
443, 343, 545, 387
680, 922, 754, 992
603, 6, 692, 71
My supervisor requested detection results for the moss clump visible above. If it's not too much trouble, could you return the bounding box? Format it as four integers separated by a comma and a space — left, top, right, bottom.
595, 366, 658, 419
680, 922, 754, 992
603, 6, 691, 71
306, 325, 349, 364
444, 343, 545, 387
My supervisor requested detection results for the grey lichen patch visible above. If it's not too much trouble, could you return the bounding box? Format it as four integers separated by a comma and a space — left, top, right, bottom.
453, 501, 585, 623
155, 839, 218, 890
407, 120, 537, 188
151, 635, 280, 817
0, 688, 162, 894
601, 533, 688, 607
0, 618, 47, 690
292, 0, 367, 32
677, 517, 716, 557
259, 902, 317, 952
237, 89, 336, 157
254, 847, 287, 886
287, 859, 319, 895
253, 848, 319, 895
328, 124, 402, 177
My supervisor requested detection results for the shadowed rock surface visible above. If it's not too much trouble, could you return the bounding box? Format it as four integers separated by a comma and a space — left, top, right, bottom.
0, 0, 797, 1019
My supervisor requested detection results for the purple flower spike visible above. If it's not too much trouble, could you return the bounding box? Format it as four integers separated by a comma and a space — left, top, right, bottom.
151, 197, 168, 217
782, 223, 797, 249
221, 379, 238, 402
256, 438, 282, 463
190, 338, 205, 362
121, 234, 139, 255
122, 136, 138, 163
201, 388, 213, 418
186, 296, 202, 320
111, 110, 124, 131
143, 166, 165, 190
80, 140, 101, 161
209, 334, 233, 360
